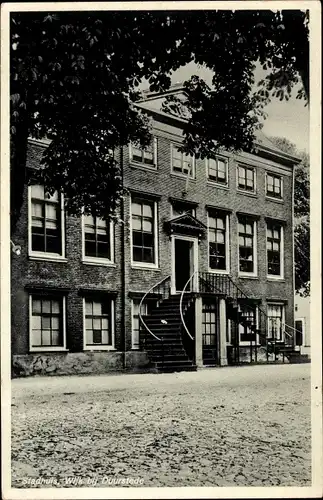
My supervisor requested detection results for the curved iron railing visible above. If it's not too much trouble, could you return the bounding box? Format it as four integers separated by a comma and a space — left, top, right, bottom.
138, 275, 171, 343
179, 271, 196, 342
199, 271, 299, 363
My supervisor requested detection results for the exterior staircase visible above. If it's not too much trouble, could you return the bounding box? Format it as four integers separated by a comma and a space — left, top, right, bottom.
141, 294, 197, 373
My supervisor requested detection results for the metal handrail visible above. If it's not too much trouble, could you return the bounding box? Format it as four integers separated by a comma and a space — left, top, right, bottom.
138, 275, 171, 342
200, 272, 297, 345
179, 271, 196, 341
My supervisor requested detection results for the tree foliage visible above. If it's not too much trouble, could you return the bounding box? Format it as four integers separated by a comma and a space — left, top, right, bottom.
270, 136, 310, 296
10, 10, 309, 228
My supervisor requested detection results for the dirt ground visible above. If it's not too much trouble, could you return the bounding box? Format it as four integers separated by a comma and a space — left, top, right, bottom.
11, 363, 311, 488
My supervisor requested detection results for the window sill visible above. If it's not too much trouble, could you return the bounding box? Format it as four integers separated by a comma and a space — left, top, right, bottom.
266, 195, 284, 203
83, 346, 116, 351
207, 181, 229, 190
207, 269, 230, 275
131, 264, 161, 271
236, 190, 258, 198
239, 342, 261, 347
130, 162, 158, 172
82, 259, 116, 268
29, 254, 67, 263
170, 173, 196, 182
238, 274, 259, 280
267, 277, 285, 282
29, 348, 69, 353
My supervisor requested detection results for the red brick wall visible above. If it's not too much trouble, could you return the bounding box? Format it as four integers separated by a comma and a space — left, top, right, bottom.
11, 118, 295, 356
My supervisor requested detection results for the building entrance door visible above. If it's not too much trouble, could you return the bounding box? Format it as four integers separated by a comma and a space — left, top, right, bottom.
174, 238, 194, 292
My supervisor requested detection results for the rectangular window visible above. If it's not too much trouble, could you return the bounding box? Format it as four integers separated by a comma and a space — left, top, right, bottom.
208, 212, 228, 271
130, 138, 157, 168
83, 215, 113, 263
84, 298, 114, 349
30, 295, 65, 349
132, 299, 158, 349
202, 302, 218, 346
207, 158, 228, 185
267, 222, 283, 277
238, 216, 256, 274
267, 304, 284, 341
131, 198, 157, 266
266, 173, 283, 199
29, 185, 64, 256
171, 201, 196, 218
171, 144, 195, 178
238, 304, 257, 343
237, 165, 256, 192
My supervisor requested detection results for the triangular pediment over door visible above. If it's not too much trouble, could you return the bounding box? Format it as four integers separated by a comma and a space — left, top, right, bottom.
164, 213, 206, 239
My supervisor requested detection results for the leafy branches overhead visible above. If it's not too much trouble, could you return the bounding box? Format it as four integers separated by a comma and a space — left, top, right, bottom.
270, 136, 310, 296
10, 10, 309, 224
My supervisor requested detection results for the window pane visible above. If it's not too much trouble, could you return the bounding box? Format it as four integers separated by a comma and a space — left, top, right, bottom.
143, 220, 152, 233
31, 185, 44, 198
85, 318, 92, 329
93, 302, 102, 315
31, 315, 41, 329
132, 217, 142, 231
42, 317, 51, 329
32, 330, 42, 346
32, 299, 41, 313
132, 203, 142, 216
143, 204, 152, 218
42, 330, 52, 346
45, 204, 57, 220
32, 202, 43, 218
42, 300, 51, 313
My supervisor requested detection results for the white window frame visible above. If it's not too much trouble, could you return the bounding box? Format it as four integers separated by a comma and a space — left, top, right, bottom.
81, 214, 115, 266
130, 196, 159, 269
266, 223, 284, 280
207, 212, 230, 274
129, 138, 158, 170
206, 157, 229, 187
28, 185, 66, 261
29, 294, 67, 352
170, 143, 195, 179
265, 172, 284, 200
267, 302, 286, 342
236, 164, 257, 194
238, 304, 260, 346
83, 297, 115, 351
237, 218, 258, 278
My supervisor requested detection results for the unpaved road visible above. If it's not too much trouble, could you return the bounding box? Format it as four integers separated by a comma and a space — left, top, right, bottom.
11, 364, 311, 488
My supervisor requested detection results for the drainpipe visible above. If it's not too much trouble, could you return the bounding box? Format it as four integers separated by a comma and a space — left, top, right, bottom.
120, 146, 127, 369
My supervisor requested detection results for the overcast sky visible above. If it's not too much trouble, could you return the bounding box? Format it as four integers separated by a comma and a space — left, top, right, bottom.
170, 62, 309, 153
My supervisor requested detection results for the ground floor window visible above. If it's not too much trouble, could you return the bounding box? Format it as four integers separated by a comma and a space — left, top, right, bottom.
267, 303, 285, 341
29, 294, 65, 349
84, 298, 114, 349
202, 301, 218, 346
132, 298, 158, 349
238, 304, 257, 343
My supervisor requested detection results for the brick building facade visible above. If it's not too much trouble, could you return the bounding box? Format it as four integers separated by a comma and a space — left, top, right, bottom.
11, 88, 300, 376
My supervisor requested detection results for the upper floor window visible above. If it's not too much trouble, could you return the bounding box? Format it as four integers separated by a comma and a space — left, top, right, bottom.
29, 294, 66, 350
83, 215, 113, 264
267, 222, 284, 277
29, 185, 64, 258
171, 144, 195, 178
266, 173, 283, 199
207, 157, 228, 185
171, 201, 196, 218
130, 138, 157, 169
208, 212, 229, 272
238, 216, 257, 275
131, 197, 158, 267
84, 297, 114, 350
267, 303, 285, 341
237, 165, 256, 193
